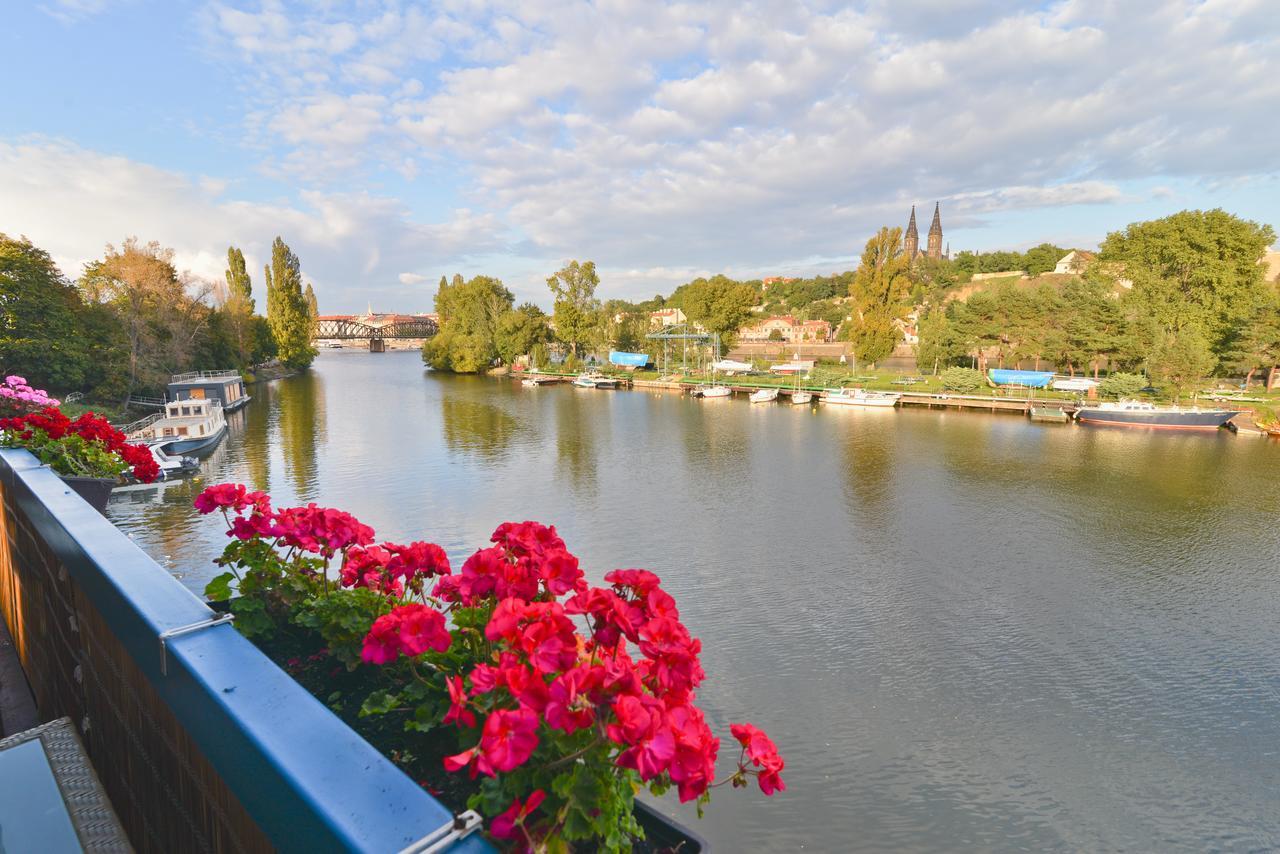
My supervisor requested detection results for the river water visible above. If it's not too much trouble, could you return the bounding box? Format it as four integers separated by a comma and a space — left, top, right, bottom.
108, 350, 1280, 852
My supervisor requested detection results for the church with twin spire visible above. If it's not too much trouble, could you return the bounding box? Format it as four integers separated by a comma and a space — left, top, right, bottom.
904, 203, 945, 261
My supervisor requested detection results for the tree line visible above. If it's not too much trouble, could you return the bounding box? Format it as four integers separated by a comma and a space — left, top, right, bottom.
0, 232, 319, 405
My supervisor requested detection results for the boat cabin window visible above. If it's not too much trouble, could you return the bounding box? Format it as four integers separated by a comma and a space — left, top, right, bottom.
178, 427, 188, 436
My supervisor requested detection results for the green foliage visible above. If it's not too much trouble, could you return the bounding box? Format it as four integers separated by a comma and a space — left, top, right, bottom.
225, 246, 254, 312
304, 282, 319, 320
679, 274, 760, 343
292, 587, 393, 667
423, 274, 515, 372
494, 303, 549, 365
1, 430, 129, 479
0, 233, 93, 391
1098, 371, 1147, 398
264, 236, 317, 371
1102, 209, 1275, 350
1146, 327, 1217, 400
547, 260, 601, 356
844, 226, 909, 366
940, 366, 984, 392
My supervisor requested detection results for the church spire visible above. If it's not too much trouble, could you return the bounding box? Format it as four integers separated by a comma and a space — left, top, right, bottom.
926, 202, 943, 260
904, 205, 920, 260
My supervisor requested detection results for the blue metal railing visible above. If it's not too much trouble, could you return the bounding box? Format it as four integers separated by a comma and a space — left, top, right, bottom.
0, 450, 490, 853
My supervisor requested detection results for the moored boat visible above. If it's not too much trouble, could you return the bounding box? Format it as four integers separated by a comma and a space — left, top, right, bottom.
167, 370, 250, 412
1052, 377, 1100, 392
133, 399, 228, 454
572, 373, 602, 388
820, 388, 901, 408
749, 388, 779, 404
698, 386, 731, 399
791, 391, 813, 405
711, 359, 754, 375
1075, 400, 1236, 430
136, 443, 200, 481
1029, 406, 1071, 423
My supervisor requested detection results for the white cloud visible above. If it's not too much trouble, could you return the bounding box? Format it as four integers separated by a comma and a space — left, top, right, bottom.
0, 138, 505, 313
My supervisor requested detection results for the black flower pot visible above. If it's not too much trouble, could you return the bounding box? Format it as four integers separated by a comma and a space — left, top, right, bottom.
59, 475, 116, 515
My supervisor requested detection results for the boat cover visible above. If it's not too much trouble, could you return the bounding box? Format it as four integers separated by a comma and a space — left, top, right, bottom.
988, 369, 1054, 387
609, 351, 649, 367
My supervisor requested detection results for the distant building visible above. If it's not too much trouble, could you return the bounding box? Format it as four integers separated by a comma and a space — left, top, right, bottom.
1053, 250, 1096, 274
739, 315, 832, 343
761, 276, 797, 292
649, 307, 687, 328
904, 203, 944, 261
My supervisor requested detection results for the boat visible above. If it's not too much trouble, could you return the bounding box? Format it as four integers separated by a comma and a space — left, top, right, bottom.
988, 368, 1054, 388
167, 370, 251, 412
522, 374, 559, 387
133, 443, 200, 481
591, 376, 620, 389
711, 359, 754, 375
572, 373, 602, 388
749, 388, 779, 404
1029, 406, 1071, 423
1074, 400, 1237, 430
133, 399, 228, 454
1052, 377, 1100, 392
820, 388, 901, 408
699, 386, 731, 399
770, 360, 815, 375
791, 391, 813, 405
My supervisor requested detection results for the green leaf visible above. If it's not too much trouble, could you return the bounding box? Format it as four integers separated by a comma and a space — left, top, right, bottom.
359, 689, 401, 717
203, 571, 236, 602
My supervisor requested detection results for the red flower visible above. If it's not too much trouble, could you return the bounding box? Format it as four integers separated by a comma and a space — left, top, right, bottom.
731, 723, 786, 795
476, 708, 540, 775
490, 790, 546, 840
394, 604, 452, 656
443, 675, 476, 728
360, 614, 401, 665
604, 568, 662, 596
533, 548, 585, 596
544, 665, 601, 734
443, 748, 477, 777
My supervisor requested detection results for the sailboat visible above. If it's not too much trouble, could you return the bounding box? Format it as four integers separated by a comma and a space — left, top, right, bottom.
698, 361, 731, 398
749, 387, 778, 403
787, 347, 813, 404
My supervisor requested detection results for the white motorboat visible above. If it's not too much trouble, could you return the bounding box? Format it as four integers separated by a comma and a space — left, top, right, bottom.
1052, 377, 1100, 392
699, 386, 732, 399
572, 373, 601, 388
139, 443, 200, 481
820, 388, 901, 408
749, 388, 779, 404
791, 391, 813, 405
711, 359, 754, 375
132, 398, 228, 454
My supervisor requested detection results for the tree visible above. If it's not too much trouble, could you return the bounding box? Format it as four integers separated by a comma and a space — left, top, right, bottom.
226, 246, 254, 312
547, 260, 601, 357
1220, 300, 1280, 387
495, 303, 550, 365
304, 283, 319, 321
914, 306, 963, 375
678, 275, 759, 345
940, 366, 984, 392
1099, 372, 1146, 398
844, 227, 910, 367
1102, 209, 1275, 352
424, 275, 514, 372
263, 236, 316, 370
1147, 328, 1216, 401
0, 233, 93, 391
80, 237, 213, 399
222, 246, 256, 369
1023, 243, 1068, 276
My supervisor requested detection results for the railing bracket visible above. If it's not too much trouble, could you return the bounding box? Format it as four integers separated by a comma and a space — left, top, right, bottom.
158, 613, 234, 676
398, 810, 482, 854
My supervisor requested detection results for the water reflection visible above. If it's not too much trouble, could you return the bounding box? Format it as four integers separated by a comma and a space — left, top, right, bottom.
277, 370, 325, 498
105, 352, 1280, 853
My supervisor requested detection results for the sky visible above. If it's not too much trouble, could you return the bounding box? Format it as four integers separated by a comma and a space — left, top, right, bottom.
1, 0, 1278, 313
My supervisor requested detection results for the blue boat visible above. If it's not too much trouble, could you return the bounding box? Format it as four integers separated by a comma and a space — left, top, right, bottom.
988, 369, 1054, 388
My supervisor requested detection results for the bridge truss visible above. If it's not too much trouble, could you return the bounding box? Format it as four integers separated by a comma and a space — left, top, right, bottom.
313, 317, 438, 340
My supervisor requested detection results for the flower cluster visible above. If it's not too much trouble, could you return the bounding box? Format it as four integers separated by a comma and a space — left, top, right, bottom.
194, 487, 784, 849
0, 406, 159, 483
0, 376, 59, 415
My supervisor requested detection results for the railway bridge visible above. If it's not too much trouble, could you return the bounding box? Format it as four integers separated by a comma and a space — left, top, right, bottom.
313, 315, 438, 351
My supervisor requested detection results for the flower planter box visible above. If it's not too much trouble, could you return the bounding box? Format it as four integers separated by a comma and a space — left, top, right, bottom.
57, 475, 115, 515
209, 598, 709, 851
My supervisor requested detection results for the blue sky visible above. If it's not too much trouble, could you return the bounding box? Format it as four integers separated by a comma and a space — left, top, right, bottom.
2, 0, 1277, 312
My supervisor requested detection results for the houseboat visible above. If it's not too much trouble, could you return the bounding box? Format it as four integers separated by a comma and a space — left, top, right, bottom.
1074, 400, 1237, 430
135, 399, 228, 454
167, 370, 250, 412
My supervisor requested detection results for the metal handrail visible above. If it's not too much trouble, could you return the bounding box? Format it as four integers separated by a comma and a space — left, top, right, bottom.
170, 370, 242, 382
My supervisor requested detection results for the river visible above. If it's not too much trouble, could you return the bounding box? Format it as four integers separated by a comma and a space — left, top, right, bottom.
108, 349, 1280, 852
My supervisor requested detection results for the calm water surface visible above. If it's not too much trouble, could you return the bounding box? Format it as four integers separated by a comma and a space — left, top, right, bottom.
109, 350, 1280, 852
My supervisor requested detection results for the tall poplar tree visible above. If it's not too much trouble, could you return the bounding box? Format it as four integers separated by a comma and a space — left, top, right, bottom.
263, 236, 316, 370
226, 246, 254, 312
547, 260, 600, 357
304, 282, 319, 320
